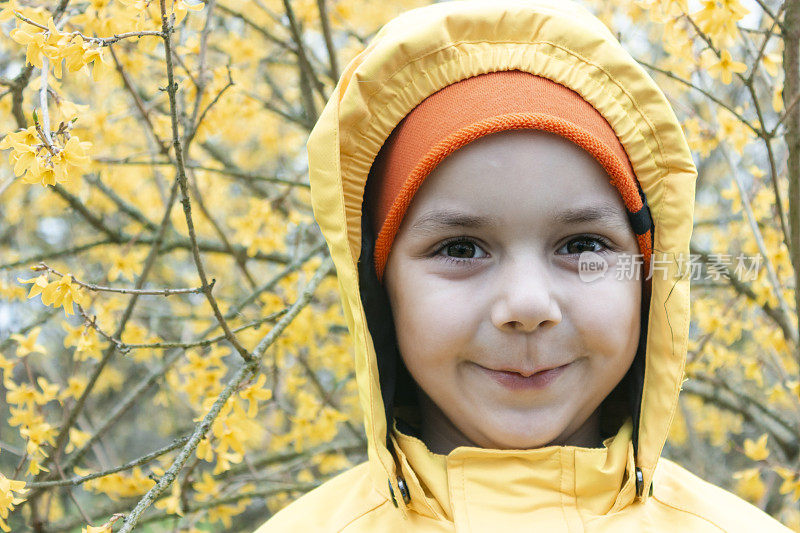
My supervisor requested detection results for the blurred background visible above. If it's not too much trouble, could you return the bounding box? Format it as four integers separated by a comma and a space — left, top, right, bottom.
0, 0, 798, 530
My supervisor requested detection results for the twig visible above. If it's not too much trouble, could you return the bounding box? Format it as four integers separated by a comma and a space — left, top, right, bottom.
93, 308, 286, 353
688, 374, 799, 455
281, 0, 325, 120
117, 355, 260, 531
31, 177, 182, 495
116, 155, 335, 533
216, 3, 292, 51
784, 0, 800, 377
316, 0, 339, 80
183, 0, 220, 151
27, 436, 191, 489
752, 0, 787, 34
83, 173, 160, 232
720, 144, 795, 339
108, 44, 170, 156
52, 458, 93, 525
771, 91, 800, 135
13, 11, 163, 45
39, 57, 54, 147
53, 349, 187, 479
742, 6, 782, 87
50, 182, 126, 242
159, 0, 251, 362
294, 352, 366, 445
251, 258, 335, 359
182, 65, 234, 152
30, 261, 211, 296
227, 241, 326, 317
93, 157, 312, 188
634, 57, 763, 138
241, 87, 316, 130
735, 13, 792, 255
1, 232, 294, 271
186, 165, 258, 290
44, 440, 363, 532
689, 244, 797, 343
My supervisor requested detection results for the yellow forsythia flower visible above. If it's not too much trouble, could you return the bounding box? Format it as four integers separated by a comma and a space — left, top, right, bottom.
9, 326, 47, 358
0, 127, 38, 176
107, 248, 148, 282
239, 374, 273, 418
0, 473, 28, 532
82, 525, 112, 533
19, 273, 87, 316
192, 472, 219, 502
66, 427, 92, 453
46, 136, 92, 185
154, 482, 183, 516
775, 466, 800, 502
762, 52, 781, 77
743, 433, 770, 461
733, 468, 766, 503
34, 377, 59, 405
0, 126, 92, 187
59, 375, 88, 401
0, 354, 14, 381
707, 49, 748, 85
26, 458, 49, 476
16, 274, 49, 302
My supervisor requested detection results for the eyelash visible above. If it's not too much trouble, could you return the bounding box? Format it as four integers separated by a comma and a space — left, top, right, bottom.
432, 235, 615, 264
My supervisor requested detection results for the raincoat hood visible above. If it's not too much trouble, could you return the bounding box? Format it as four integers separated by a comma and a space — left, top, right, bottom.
255, 2, 796, 530
307, 0, 695, 510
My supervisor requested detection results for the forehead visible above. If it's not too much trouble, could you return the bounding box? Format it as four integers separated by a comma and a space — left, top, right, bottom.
402, 130, 630, 227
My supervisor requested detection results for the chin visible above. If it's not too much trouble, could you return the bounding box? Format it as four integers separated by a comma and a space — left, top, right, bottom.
473, 422, 564, 450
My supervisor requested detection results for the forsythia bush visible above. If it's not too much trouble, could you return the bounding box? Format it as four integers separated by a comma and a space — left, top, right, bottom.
0, 0, 798, 530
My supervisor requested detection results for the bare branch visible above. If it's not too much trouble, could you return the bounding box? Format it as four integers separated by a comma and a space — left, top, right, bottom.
159, 0, 252, 362
29, 261, 211, 296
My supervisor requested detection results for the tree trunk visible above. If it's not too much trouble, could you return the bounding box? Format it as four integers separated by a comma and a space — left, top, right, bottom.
783, 0, 800, 375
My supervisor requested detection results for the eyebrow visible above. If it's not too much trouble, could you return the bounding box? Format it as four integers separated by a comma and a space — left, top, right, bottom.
552, 202, 630, 231
409, 202, 629, 234
410, 210, 499, 235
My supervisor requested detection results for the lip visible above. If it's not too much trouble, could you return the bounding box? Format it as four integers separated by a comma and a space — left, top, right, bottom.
476, 362, 572, 390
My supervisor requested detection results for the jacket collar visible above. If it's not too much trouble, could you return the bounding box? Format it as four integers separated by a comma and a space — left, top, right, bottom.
390, 418, 637, 526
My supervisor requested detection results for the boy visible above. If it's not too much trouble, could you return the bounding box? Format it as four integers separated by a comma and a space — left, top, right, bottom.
256, 0, 793, 531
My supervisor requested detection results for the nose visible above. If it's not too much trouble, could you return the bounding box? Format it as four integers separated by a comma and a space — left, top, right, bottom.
490, 256, 562, 333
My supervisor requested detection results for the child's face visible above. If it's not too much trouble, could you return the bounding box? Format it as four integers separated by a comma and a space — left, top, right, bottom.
382, 130, 642, 451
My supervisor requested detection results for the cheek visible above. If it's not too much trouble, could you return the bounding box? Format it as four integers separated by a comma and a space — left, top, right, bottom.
387, 274, 478, 371
569, 276, 641, 357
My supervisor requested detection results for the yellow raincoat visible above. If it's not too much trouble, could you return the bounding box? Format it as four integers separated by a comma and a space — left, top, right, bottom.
256, 1, 793, 530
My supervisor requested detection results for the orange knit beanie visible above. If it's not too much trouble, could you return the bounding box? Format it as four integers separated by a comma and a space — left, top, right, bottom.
366, 70, 653, 282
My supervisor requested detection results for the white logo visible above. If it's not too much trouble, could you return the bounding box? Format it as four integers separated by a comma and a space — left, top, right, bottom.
578, 251, 608, 282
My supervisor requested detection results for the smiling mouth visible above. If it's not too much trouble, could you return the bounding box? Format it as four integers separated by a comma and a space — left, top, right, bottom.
490, 365, 567, 377
476, 362, 572, 390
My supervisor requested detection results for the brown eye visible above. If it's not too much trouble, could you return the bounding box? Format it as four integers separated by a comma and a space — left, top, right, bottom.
561, 236, 611, 255
446, 241, 477, 258
434, 238, 488, 262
